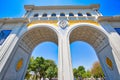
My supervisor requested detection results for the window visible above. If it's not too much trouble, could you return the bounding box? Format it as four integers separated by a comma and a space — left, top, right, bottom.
114, 28, 120, 35
60, 13, 65, 16
78, 13, 83, 16
69, 13, 74, 16
42, 13, 47, 17
51, 13, 56, 17
34, 13, 39, 17
25, 10, 29, 16
86, 13, 92, 16
0, 30, 11, 45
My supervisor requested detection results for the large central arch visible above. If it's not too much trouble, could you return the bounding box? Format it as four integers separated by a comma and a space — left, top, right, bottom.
68, 23, 120, 80
2, 24, 59, 80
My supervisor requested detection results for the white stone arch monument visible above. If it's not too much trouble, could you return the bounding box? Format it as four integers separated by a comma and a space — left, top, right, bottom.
0, 4, 120, 80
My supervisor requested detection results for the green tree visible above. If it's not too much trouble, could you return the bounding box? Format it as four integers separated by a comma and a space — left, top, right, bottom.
27, 57, 39, 80
45, 59, 56, 68
45, 59, 58, 79
25, 57, 35, 80
73, 66, 87, 79
25, 70, 32, 80
73, 66, 92, 79
26, 57, 45, 80
77, 66, 86, 78
30, 57, 40, 80
86, 70, 91, 78
25, 57, 58, 80
46, 66, 57, 80
73, 68, 78, 79
35, 57, 46, 79
54, 67, 58, 78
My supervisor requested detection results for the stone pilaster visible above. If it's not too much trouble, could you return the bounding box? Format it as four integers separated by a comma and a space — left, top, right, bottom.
58, 31, 74, 80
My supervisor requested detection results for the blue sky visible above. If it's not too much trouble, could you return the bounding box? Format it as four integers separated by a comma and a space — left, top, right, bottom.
0, 0, 120, 70
32, 41, 98, 70
0, 0, 120, 18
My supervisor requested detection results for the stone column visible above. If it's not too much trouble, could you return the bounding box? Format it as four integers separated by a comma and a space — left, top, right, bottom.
58, 32, 74, 80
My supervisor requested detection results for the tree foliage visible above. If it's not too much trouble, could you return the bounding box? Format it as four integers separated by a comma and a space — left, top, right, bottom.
91, 61, 104, 78
25, 57, 104, 80
73, 61, 104, 79
73, 66, 91, 80
25, 56, 58, 80
46, 66, 57, 80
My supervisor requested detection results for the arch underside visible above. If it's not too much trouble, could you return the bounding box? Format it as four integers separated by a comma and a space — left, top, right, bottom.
70, 26, 108, 53
18, 27, 58, 52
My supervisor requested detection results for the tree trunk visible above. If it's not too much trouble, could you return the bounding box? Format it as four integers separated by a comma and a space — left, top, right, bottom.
50, 77, 52, 80
39, 76, 41, 80
43, 78, 45, 80
35, 73, 38, 80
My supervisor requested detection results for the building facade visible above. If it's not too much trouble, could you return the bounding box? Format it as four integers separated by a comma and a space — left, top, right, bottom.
0, 4, 120, 80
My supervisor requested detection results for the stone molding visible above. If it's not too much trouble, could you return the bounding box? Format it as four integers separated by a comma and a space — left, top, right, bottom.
0, 18, 28, 23
98, 16, 120, 22
24, 4, 100, 11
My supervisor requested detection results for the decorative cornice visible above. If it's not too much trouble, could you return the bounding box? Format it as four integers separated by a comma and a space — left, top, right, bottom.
24, 4, 100, 11
27, 20, 58, 27
69, 20, 100, 26
27, 20, 100, 27
98, 16, 120, 22
0, 18, 28, 23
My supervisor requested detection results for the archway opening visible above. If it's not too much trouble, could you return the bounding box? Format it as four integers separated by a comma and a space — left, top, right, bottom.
17, 26, 58, 80
25, 42, 58, 80
70, 41, 98, 70
32, 42, 58, 64
69, 26, 108, 79
70, 41, 104, 79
